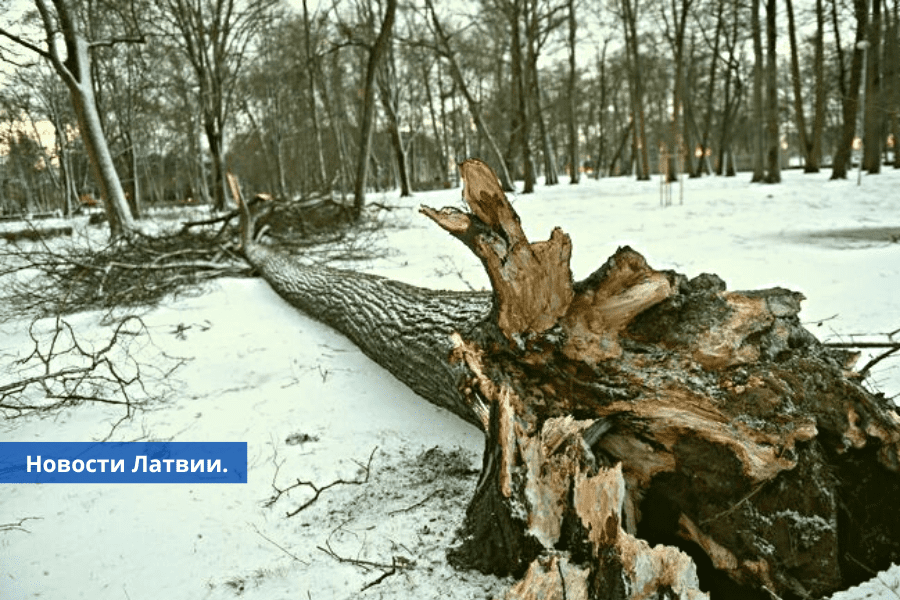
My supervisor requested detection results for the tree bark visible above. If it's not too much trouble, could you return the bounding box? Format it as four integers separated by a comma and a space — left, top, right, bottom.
377, 45, 411, 197
698, 0, 723, 177
353, 0, 397, 218
506, 0, 535, 193
425, 0, 515, 192
524, 0, 558, 186
863, 0, 883, 174
302, 0, 327, 190
566, 0, 579, 184
890, 0, 900, 169
7, 0, 137, 237
809, 0, 826, 172
786, 0, 811, 171
831, 0, 868, 180
764, 0, 780, 182
240, 160, 900, 599
621, 0, 650, 180
750, 0, 766, 182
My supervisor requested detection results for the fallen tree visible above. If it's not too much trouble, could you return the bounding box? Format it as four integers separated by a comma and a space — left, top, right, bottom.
239, 159, 900, 599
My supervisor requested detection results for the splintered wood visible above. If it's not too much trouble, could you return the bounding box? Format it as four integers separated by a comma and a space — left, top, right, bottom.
421, 159, 900, 600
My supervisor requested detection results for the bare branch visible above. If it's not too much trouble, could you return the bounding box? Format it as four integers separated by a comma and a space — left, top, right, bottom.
0, 27, 52, 59
263, 447, 378, 517
88, 34, 147, 49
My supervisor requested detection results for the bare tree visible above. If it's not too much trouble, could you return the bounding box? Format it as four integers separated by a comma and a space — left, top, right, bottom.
764, 0, 780, 182
424, 0, 515, 191
497, 0, 535, 192
566, 0, 578, 183
831, 0, 868, 179
302, 0, 328, 190
351, 0, 396, 218
659, 0, 696, 182
750, 0, 766, 181
524, 0, 565, 185
0, 0, 138, 237
889, 0, 900, 169
863, 0, 883, 174
160, 0, 276, 211
376, 29, 411, 197
620, 0, 651, 180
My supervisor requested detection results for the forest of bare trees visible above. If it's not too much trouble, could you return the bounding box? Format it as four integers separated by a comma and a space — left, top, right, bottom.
0, 0, 898, 226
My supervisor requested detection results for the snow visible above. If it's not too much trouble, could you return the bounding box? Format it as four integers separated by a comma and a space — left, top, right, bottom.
1, 168, 898, 599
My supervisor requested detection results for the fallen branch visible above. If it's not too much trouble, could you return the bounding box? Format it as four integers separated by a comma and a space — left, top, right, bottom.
0, 228, 251, 316
264, 447, 378, 517
0, 516, 42, 533
249, 523, 308, 565
0, 315, 183, 439
387, 489, 443, 516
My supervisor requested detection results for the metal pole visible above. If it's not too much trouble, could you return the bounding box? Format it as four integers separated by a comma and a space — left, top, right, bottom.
857, 40, 869, 186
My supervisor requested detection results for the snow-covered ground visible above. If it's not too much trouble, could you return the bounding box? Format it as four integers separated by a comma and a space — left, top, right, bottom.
1, 168, 898, 600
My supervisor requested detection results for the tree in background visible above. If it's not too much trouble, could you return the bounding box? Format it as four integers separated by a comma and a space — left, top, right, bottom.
763, 0, 780, 182
831, 0, 868, 179
160, 0, 277, 211
351, 0, 396, 218
565, 0, 579, 183
0, 0, 140, 237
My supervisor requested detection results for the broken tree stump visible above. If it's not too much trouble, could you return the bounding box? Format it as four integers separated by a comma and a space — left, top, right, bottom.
241, 158, 900, 600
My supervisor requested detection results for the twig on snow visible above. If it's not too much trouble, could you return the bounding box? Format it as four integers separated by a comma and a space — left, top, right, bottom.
263, 447, 378, 517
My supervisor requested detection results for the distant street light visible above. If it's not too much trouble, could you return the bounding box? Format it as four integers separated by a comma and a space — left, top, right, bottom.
857, 40, 870, 186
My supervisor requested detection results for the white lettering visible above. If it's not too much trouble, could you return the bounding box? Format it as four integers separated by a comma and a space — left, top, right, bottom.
27, 455, 41, 472
72, 459, 84, 473
207, 459, 221, 472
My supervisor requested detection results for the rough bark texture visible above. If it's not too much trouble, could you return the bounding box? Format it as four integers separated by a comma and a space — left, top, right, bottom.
353, 0, 397, 218
831, 0, 868, 180
31, 0, 135, 238
241, 159, 900, 600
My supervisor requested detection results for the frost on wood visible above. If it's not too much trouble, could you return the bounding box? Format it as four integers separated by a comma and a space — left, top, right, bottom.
242, 158, 900, 600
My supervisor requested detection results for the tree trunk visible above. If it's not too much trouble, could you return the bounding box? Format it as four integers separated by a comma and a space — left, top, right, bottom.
240, 159, 900, 600
302, 0, 327, 190
809, 0, 826, 172
594, 41, 609, 179
426, 0, 515, 192
352, 0, 397, 219
622, 0, 650, 180
524, 10, 557, 187
750, 0, 766, 182
764, 0, 780, 182
699, 0, 724, 177
320, 55, 350, 200
508, 0, 535, 193
786, 0, 811, 170
831, 0, 868, 180
424, 60, 451, 188
28, 0, 135, 237
205, 115, 229, 211
891, 0, 900, 169
863, 0, 883, 174
378, 46, 412, 197
566, 0, 579, 184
